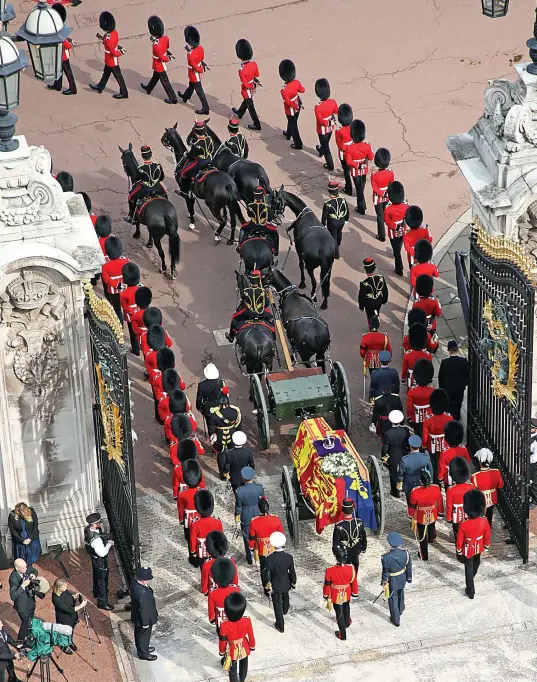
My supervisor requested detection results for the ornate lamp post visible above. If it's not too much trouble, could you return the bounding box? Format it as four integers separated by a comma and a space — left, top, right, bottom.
0, 0, 16, 33
527, 9, 537, 75
481, 0, 509, 18
0, 34, 27, 152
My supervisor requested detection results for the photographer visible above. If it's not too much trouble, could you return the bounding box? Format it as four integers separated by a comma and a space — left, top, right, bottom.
52, 579, 87, 654
9, 559, 44, 643
84, 513, 114, 611
0, 618, 23, 682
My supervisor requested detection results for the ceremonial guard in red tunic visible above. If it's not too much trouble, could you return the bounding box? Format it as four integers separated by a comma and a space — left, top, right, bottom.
401, 324, 432, 389
48, 4, 76, 95
323, 546, 358, 640
225, 119, 249, 159
446, 457, 474, 539
170, 413, 204, 462
172, 440, 199, 500
471, 448, 504, 527
358, 258, 388, 327
178, 26, 209, 114
279, 59, 305, 150
410, 240, 439, 297
218, 593, 255, 682
125, 145, 166, 223
412, 275, 442, 336
456, 489, 490, 599
150, 348, 176, 401
360, 314, 392, 375
160, 374, 187, 430
403, 206, 432, 268
90, 11, 128, 99
384, 181, 408, 275
335, 103, 353, 195
332, 498, 367, 575
140, 309, 172, 357
130, 287, 152, 338
371, 148, 394, 242
163, 390, 195, 441
403, 308, 438, 354
232, 39, 261, 131
119, 262, 141, 355
208, 559, 240, 632
177, 460, 206, 540
95, 215, 112, 257
408, 468, 443, 561
202, 531, 239, 596
189, 490, 224, 568
249, 497, 284, 587
101, 236, 129, 322
438, 421, 471, 488
314, 78, 338, 171
141, 16, 177, 104
344, 119, 374, 214
321, 179, 349, 259
422, 389, 453, 483
406, 359, 434, 438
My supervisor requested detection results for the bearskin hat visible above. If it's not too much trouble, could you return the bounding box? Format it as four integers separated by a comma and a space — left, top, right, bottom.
184, 25, 200, 48
99, 11, 116, 32
104, 236, 123, 260
407, 307, 427, 327
146, 325, 166, 351
387, 181, 405, 204
408, 323, 427, 351
95, 215, 112, 238
337, 103, 353, 126
315, 78, 330, 101
463, 488, 486, 519
258, 496, 269, 514
415, 239, 433, 264
405, 205, 423, 228
444, 420, 464, 448
135, 286, 152, 309
235, 38, 253, 61
374, 148, 391, 169
413, 359, 434, 387
80, 191, 91, 212
52, 3, 67, 23
211, 558, 235, 588
333, 545, 347, 564
169, 389, 188, 414
430, 388, 449, 415
279, 59, 296, 82
350, 119, 366, 143
148, 15, 164, 38
56, 171, 74, 192
182, 459, 202, 488
415, 274, 434, 298
194, 489, 214, 518
122, 262, 140, 287
161, 368, 179, 395
142, 308, 163, 329
449, 456, 470, 485
206, 530, 228, 558
178, 438, 197, 463
224, 592, 246, 622
171, 413, 193, 440
156, 347, 175, 371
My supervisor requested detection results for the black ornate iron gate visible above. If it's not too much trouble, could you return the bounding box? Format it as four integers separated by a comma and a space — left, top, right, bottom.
84, 283, 140, 583
468, 226, 535, 562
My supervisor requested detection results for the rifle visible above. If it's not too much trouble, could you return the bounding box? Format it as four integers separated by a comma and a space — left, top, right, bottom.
253, 77, 263, 88
149, 35, 175, 59
96, 32, 126, 53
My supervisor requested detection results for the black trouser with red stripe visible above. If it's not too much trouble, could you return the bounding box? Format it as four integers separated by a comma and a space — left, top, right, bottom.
144, 70, 177, 102
352, 175, 367, 213
317, 132, 334, 171
340, 158, 352, 195
181, 81, 209, 112
333, 602, 351, 640
462, 554, 481, 597
52, 59, 77, 93
390, 236, 404, 275
285, 111, 302, 149
417, 522, 436, 560
374, 202, 387, 240
236, 97, 261, 129
96, 65, 128, 97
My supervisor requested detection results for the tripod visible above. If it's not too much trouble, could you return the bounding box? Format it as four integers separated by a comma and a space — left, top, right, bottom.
25, 655, 69, 682
79, 605, 101, 671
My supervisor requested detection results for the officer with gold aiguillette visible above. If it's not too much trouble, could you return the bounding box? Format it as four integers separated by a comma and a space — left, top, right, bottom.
380, 531, 412, 627
84, 513, 115, 611
238, 186, 279, 256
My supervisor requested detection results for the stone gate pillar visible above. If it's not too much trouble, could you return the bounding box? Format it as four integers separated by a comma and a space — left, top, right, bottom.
0, 135, 103, 554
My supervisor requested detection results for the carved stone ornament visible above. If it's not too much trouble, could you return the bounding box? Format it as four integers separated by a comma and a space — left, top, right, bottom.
0, 270, 66, 421
517, 200, 537, 260
503, 103, 537, 148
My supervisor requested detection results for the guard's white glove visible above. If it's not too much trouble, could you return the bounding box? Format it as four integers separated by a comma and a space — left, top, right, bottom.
369, 423, 377, 434
210, 434, 217, 444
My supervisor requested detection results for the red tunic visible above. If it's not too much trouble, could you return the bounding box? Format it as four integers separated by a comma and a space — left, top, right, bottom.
172, 465, 206, 497
152, 371, 186, 402
248, 514, 285, 556
208, 585, 241, 627
323, 564, 358, 604
158, 392, 192, 425
62, 38, 73, 62
314, 98, 338, 135
408, 484, 444, 523
201, 556, 239, 596
144, 350, 161, 381
187, 45, 205, 83
371, 169, 395, 205
412, 297, 442, 333
446, 482, 474, 523
344, 141, 374, 177
456, 517, 491, 558
471, 469, 504, 508
101, 256, 130, 294
384, 202, 408, 240
129, 308, 147, 337
119, 284, 141, 323
239, 61, 259, 99
165, 411, 197, 442
218, 616, 255, 658
359, 331, 392, 370
103, 30, 122, 68
152, 36, 171, 73
141, 329, 173, 357
281, 79, 305, 116
98, 235, 110, 257
335, 125, 352, 161
407, 385, 434, 423
403, 226, 433, 265
422, 413, 453, 453
169, 434, 205, 464
438, 446, 471, 487
411, 262, 439, 294
90, 213, 98, 227
189, 516, 224, 558
403, 331, 438, 354
177, 484, 205, 526
401, 349, 433, 387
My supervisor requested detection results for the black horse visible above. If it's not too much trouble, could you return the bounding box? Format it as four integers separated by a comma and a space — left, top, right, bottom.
118, 143, 180, 279
271, 269, 331, 367
239, 237, 274, 278
160, 124, 244, 244
282, 191, 335, 309
234, 271, 274, 374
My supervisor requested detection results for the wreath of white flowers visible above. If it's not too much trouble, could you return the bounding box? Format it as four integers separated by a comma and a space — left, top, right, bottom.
320, 451, 357, 478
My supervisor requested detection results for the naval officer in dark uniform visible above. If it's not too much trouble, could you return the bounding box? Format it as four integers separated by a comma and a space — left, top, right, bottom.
84, 513, 114, 611
130, 566, 158, 661
262, 531, 296, 633
235, 467, 264, 564
381, 531, 412, 627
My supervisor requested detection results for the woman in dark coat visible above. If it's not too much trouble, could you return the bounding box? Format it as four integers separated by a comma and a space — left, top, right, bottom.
52, 578, 87, 653
8, 502, 41, 566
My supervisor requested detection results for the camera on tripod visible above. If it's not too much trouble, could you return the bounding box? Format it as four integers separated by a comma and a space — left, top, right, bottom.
24, 574, 42, 598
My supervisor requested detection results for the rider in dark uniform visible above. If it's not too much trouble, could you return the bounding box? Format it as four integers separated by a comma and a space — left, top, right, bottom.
321, 179, 349, 260
125, 145, 166, 223
225, 118, 249, 159
84, 512, 114, 610
226, 270, 274, 342
238, 187, 279, 255
179, 121, 214, 196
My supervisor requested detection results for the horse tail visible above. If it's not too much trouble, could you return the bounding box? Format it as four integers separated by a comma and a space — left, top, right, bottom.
320, 252, 333, 302
229, 182, 245, 223
164, 214, 181, 269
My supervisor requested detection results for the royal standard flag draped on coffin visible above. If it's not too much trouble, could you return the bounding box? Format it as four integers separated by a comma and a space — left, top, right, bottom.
292, 418, 377, 533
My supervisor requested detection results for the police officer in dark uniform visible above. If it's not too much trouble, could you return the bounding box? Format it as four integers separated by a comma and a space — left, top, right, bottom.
125, 145, 166, 223
130, 566, 158, 661
238, 188, 280, 255
195, 363, 229, 436
332, 498, 367, 575
369, 350, 400, 400
358, 258, 389, 327
321, 179, 349, 260
179, 121, 214, 196
84, 513, 114, 611
381, 532, 412, 627
225, 118, 249, 159
235, 467, 265, 564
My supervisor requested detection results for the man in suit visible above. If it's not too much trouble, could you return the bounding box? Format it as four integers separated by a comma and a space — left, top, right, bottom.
262, 532, 296, 633
130, 567, 158, 661
235, 467, 265, 565
369, 350, 400, 400
438, 340, 469, 421
223, 431, 255, 493
0, 619, 22, 682
9, 559, 43, 643
381, 410, 411, 498
381, 532, 412, 626
397, 435, 432, 501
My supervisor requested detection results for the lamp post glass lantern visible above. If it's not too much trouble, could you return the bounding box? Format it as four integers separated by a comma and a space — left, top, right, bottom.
481, 0, 509, 18
0, 35, 27, 152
